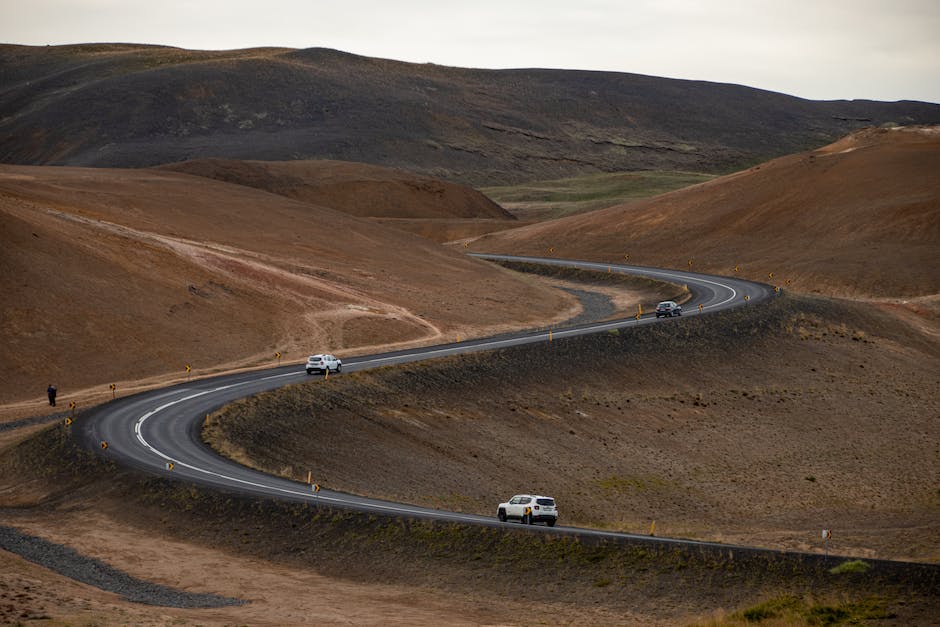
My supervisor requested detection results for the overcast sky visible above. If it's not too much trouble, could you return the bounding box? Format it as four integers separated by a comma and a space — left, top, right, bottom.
3, 0, 938, 103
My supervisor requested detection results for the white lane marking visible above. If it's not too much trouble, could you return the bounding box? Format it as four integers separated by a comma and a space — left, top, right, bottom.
130, 258, 751, 521
352, 264, 740, 368
133, 378, 471, 520
476, 255, 740, 310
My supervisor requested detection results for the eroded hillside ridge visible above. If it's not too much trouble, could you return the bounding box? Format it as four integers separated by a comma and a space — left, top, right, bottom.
2, 44, 939, 183
0, 164, 575, 408
2, 424, 937, 623
470, 126, 940, 298
159, 158, 515, 219
204, 294, 940, 563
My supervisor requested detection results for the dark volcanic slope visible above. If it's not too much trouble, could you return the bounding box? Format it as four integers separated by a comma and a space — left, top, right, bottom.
2, 44, 939, 184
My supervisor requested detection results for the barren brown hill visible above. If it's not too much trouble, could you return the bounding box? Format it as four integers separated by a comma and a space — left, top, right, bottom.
0, 164, 575, 411
160, 158, 515, 220
205, 294, 940, 565
3, 44, 940, 184
468, 126, 940, 299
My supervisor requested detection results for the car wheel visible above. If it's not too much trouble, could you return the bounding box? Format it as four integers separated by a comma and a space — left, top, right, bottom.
306, 369, 313, 375
547, 519, 556, 527
498, 509, 507, 522
336, 364, 342, 373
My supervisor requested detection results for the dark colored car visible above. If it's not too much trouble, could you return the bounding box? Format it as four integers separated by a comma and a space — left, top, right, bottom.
655, 301, 682, 317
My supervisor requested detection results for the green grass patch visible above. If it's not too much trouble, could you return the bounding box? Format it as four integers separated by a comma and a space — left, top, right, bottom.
713, 594, 890, 625
482, 170, 715, 220
829, 560, 870, 575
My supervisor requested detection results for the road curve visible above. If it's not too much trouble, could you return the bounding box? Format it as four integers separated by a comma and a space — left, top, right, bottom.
75, 256, 777, 549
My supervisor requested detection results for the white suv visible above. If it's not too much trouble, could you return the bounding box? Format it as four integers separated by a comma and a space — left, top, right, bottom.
497, 494, 558, 526
305, 354, 342, 375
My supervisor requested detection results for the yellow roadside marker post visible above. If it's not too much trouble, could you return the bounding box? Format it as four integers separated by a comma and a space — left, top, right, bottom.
313, 483, 321, 505
69, 401, 76, 411
65, 416, 73, 426
698, 303, 704, 314
165, 462, 174, 471
307, 470, 312, 484
100, 441, 108, 450
768, 271, 774, 280
524, 506, 532, 524
734, 265, 740, 273
185, 364, 191, 381
109, 383, 116, 399
275, 351, 282, 366
744, 295, 750, 302
650, 520, 656, 536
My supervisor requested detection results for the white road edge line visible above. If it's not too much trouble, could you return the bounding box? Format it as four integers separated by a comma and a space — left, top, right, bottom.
133, 380, 467, 520
130, 258, 747, 523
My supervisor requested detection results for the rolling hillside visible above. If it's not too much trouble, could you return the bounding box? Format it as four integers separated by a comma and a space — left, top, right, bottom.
468, 126, 940, 299
0, 164, 573, 408
3, 44, 939, 184
160, 158, 514, 220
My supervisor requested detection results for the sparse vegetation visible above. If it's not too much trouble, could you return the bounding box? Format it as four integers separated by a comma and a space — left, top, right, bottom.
200, 292, 940, 570
705, 594, 891, 626
829, 560, 871, 575
482, 170, 717, 220
0, 61, 937, 621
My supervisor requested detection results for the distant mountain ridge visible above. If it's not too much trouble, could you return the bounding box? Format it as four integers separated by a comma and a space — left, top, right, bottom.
2, 43, 939, 184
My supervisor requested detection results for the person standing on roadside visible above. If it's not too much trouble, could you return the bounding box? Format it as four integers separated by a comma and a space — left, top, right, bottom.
47, 384, 57, 407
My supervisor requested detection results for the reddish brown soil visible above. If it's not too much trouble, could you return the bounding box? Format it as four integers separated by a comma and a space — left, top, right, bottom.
205, 294, 940, 564
2, 128, 938, 625
161, 158, 515, 220
0, 165, 574, 415
468, 126, 940, 299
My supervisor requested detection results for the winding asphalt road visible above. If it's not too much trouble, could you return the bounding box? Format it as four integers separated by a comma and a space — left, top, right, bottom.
76, 255, 776, 547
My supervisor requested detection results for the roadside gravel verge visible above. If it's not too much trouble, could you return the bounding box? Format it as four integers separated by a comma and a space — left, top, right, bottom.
0, 525, 245, 608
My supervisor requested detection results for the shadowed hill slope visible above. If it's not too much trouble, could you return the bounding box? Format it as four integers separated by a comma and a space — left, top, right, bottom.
160, 158, 514, 220
2, 44, 939, 184
469, 126, 940, 298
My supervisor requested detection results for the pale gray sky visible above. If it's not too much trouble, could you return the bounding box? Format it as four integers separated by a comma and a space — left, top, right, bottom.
3, 0, 939, 103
